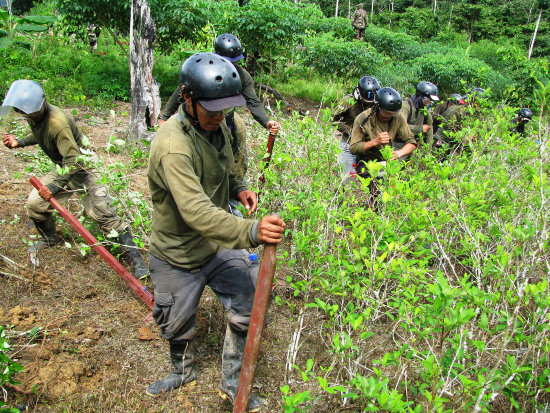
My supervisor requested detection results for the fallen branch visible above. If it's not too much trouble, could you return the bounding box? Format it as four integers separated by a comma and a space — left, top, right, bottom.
0, 253, 26, 270
0, 270, 31, 282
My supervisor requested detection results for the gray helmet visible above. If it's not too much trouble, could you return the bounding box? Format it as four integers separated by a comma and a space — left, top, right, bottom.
519, 108, 533, 121
214, 33, 244, 63
0, 79, 45, 117
357, 76, 381, 102
377, 87, 402, 111
179, 52, 245, 111
449, 94, 465, 105
416, 81, 439, 100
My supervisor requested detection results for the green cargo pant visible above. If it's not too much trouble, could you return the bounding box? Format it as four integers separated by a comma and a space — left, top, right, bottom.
26, 169, 127, 234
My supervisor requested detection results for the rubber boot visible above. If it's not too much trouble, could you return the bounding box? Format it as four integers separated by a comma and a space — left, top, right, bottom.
28, 216, 61, 253
118, 228, 149, 279
218, 325, 261, 412
146, 340, 196, 396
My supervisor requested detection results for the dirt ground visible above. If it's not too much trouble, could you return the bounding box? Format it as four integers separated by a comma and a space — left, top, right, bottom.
0, 101, 332, 413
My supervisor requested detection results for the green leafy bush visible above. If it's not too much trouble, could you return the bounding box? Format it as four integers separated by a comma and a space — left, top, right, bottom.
310, 16, 355, 41
1, 326, 23, 413
412, 52, 507, 96
301, 33, 381, 80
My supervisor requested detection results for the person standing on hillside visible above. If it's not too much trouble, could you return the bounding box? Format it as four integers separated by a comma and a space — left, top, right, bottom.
146, 53, 285, 412
334, 76, 381, 176
0, 79, 148, 279
352, 3, 368, 41
400, 81, 439, 148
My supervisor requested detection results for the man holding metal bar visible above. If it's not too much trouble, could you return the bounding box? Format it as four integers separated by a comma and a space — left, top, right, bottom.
1, 79, 148, 279
147, 52, 285, 412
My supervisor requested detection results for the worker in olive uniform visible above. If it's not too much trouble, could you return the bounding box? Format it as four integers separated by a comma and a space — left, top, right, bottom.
510, 108, 533, 137
432, 94, 466, 157
334, 76, 381, 176
401, 81, 439, 147
1, 80, 148, 279
352, 3, 368, 41
146, 53, 285, 412
350, 87, 417, 168
158, 33, 279, 136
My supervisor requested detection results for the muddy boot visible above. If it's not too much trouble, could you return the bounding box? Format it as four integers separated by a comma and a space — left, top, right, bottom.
118, 228, 149, 279
146, 340, 196, 396
28, 216, 61, 254
218, 325, 261, 412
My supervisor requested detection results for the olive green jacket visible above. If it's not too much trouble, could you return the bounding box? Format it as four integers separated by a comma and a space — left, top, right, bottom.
17, 104, 84, 195
433, 104, 464, 143
333, 94, 372, 141
349, 108, 416, 163
400, 98, 433, 145
148, 106, 259, 269
160, 65, 270, 129
229, 111, 248, 182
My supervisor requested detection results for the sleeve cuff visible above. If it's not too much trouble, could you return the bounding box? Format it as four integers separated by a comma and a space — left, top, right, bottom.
16, 139, 26, 147
250, 221, 260, 246
46, 183, 62, 196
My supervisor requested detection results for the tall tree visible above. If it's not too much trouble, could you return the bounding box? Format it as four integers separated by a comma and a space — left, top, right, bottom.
129, 0, 160, 139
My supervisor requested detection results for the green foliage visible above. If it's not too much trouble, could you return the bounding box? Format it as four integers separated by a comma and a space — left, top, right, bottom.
0, 7, 57, 50
310, 16, 354, 41
0, 326, 23, 413
301, 33, 381, 80
226, 0, 323, 64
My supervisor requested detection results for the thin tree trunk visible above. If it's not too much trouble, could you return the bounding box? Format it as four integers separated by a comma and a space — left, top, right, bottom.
335, 0, 339, 17
348, 0, 351, 19
528, 10, 542, 60
129, 0, 160, 141
371, 0, 374, 19
433, 0, 437, 16
448, 4, 453, 29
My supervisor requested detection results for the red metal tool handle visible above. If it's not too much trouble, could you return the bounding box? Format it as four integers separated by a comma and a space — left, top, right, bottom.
233, 243, 278, 413
30, 176, 155, 310
259, 132, 277, 183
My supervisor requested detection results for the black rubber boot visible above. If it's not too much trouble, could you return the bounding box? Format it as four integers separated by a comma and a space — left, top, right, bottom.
28, 216, 61, 253
118, 228, 149, 279
146, 340, 196, 396
218, 325, 261, 412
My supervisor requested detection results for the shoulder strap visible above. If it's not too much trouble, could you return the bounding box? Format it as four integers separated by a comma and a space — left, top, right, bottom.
407, 99, 413, 124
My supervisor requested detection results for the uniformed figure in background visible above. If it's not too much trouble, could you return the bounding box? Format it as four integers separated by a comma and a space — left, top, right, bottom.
510, 108, 533, 137
1, 80, 148, 279
432, 93, 467, 157
400, 81, 439, 147
146, 53, 285, 412
87, 23, 101, 52
334, 76, 381, 176
352, 3, 368, 41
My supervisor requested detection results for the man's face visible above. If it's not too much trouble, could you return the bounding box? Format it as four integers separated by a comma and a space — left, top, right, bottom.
377, 108, 398, 122
184, 95, 226, 131
15, 103, 46, 122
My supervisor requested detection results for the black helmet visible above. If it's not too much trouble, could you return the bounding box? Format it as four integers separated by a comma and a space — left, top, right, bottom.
357, 76, 381, 102
449, 94, 465, 105
377, 87, 402, 111
416, 81, 439, 101
0, 79, 45, 117
519, 108, 533, 121
214, 33, 244, 63
179, 52, 245, 111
